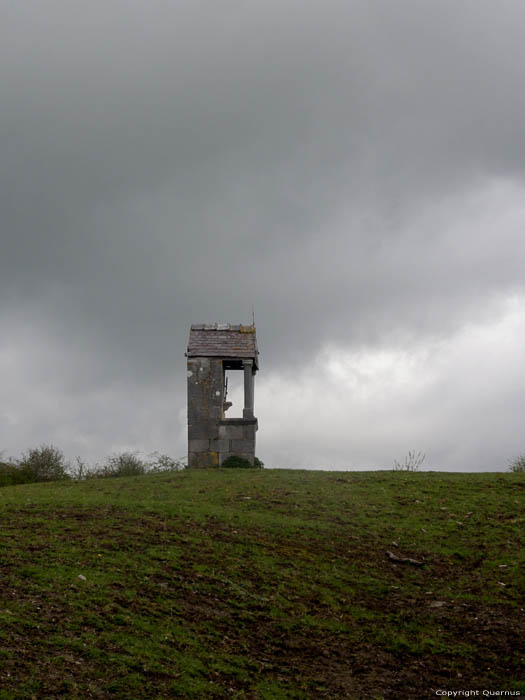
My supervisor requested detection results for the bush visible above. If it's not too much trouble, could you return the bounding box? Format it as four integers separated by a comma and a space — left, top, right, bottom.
17, 444, 71, 483
74, 451, 186, 480
147, 452, 186, 472
507, 455, 525, 473
393, 450, 425, 472
93, 451, 147, 478
222, 455, 263, 469
0, 461, 28, 487
71, 456, 88, 481
0, 447, 186, 487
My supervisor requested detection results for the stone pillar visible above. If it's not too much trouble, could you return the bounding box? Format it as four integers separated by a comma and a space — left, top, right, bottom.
243, 359, 254, 419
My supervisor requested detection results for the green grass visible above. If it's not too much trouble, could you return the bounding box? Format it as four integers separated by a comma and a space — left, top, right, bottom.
0, 469, 523, 699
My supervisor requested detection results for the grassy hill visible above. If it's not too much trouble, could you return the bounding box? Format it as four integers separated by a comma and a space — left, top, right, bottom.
0, 469, 523, 699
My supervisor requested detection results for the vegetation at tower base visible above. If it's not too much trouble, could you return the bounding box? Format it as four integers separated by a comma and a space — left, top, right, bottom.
0, 469, 523, 699
221, 455, 264, 468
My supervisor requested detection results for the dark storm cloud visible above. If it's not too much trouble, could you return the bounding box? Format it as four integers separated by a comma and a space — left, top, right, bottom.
1, 1, 525, 466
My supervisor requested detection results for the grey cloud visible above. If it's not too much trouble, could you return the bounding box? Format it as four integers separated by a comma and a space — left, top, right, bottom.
1, 1, 525, 466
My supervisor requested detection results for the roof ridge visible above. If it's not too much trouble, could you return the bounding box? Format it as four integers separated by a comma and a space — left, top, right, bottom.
190, 322, 255, 332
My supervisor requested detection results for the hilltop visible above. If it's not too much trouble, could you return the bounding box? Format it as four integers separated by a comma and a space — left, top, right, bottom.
0, 469, 523, 699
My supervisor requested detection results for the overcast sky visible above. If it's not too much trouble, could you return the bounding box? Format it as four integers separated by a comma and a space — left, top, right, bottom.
2, 1, 525, 471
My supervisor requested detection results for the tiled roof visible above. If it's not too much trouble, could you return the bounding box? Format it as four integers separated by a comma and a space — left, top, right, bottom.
187, 323, 259, 366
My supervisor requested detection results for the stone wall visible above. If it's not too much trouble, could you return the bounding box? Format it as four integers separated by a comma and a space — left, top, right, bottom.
217, 417, 257, 465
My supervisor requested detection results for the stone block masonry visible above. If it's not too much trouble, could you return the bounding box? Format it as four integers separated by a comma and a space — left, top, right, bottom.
217, 418, 258, 465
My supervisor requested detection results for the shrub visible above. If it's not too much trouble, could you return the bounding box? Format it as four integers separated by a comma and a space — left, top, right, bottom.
17, 444, 71, 483
222, 455, 263, 469
0, 461, 28, 487
393, 450, 425, 472
95, 451, 147, 478
147, 452, 186, 472
71, 456, 89, 480
507, 455, 525, 473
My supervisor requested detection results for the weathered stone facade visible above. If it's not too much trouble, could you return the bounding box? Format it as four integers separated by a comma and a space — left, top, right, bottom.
186, 324, 259, 468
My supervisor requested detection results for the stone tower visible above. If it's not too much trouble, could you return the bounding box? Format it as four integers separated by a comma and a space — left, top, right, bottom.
186, 323, 259, 467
